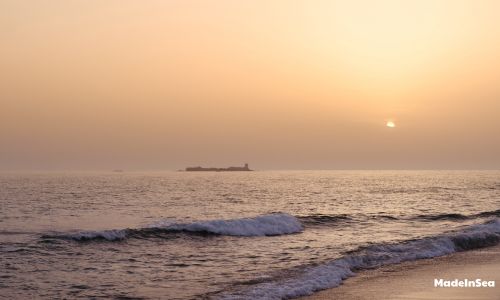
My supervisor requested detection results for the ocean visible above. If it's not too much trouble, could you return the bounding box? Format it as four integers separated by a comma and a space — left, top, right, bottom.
1, 171, 499, 299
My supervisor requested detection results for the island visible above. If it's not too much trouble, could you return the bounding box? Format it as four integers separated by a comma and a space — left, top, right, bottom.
185, 163, 252, 172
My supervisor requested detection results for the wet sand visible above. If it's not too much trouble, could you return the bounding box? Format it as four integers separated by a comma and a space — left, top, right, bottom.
301, 245, 500, 300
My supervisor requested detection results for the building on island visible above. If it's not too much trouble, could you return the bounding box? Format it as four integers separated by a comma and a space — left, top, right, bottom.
185, 163, 252, 172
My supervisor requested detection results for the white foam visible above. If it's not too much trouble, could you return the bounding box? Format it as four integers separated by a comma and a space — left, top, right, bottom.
49, 213, 304, 241
65, 229, 129, 241
165, 213, 303, 236
220, 218, 500, 300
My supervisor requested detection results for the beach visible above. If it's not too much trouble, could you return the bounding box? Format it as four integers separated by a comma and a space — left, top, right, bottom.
301, 245, 500, 300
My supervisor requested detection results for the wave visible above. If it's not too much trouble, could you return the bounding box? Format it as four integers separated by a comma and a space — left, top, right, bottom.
296, 213, 403, 226
476, 209, 500, 218
41, 208, 500, 242
167, 213, 303, 236
46, 229, 131, 241
299, 208, 500, 225
42, 213, 304, 241
411, 209, 500, 222
302, 208, 500, 224
297, 214, 352, 226
412, 213, 470, 221
219, 218, 500, 300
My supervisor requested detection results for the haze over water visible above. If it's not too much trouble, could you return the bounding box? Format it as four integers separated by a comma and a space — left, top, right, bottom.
1, 0, 500, 171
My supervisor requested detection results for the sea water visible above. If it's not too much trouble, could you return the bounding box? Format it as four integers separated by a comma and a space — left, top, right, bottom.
1, 171, 499, 299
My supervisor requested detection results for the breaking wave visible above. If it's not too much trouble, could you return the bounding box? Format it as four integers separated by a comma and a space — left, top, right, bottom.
219, 218, 500, 300
42, 209, 500, 242
166, 213, 303, 236
42, 213, 304, 241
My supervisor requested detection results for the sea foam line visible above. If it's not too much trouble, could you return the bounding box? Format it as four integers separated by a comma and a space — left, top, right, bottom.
219, 218, 500, 300
43, 213, 304, 241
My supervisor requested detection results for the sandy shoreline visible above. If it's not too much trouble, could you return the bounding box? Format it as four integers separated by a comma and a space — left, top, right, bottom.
300, 245, 500, 300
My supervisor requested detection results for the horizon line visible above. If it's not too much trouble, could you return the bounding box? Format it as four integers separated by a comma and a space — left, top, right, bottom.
1, 168, 500, 173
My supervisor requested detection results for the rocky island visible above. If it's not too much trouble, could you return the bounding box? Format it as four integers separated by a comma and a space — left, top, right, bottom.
185, 163, 252, 172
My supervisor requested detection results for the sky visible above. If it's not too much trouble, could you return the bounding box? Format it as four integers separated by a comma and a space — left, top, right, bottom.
1, 0, 499, 170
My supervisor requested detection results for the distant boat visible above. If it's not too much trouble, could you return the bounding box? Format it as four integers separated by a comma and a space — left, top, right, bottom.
185, 163, 252, 172
113, 169, 124, 173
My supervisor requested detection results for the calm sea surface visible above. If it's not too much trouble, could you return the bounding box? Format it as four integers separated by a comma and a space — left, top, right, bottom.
1, 171, 499, 299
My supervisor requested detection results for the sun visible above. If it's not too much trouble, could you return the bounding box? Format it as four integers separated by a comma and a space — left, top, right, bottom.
386, 121, 396, 128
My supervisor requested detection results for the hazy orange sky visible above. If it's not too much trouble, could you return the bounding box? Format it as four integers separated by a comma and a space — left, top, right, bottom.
1, 0, 499, 170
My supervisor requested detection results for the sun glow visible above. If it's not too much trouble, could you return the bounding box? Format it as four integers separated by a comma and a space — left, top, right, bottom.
386, 121, 396, 128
